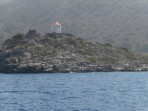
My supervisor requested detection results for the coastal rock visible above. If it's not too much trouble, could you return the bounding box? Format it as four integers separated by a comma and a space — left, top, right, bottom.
0, 30, 148, 73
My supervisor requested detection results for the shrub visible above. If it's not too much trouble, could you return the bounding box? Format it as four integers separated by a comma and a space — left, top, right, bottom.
87, 57, 98, 62
126, 53, 137, 60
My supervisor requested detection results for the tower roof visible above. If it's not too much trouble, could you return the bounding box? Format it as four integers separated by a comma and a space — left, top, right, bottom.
52, 21, 61, 26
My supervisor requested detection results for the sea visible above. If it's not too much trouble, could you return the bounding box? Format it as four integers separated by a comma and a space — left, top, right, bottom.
0, 72, 148, 111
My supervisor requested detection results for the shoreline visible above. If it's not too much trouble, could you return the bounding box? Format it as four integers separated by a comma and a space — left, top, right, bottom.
1, 69, 148, 74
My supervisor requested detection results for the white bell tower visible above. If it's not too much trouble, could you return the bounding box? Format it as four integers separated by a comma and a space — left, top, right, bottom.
51, 21, 61, 33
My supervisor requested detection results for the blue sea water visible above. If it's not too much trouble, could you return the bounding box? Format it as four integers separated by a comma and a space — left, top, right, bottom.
0, 72, 148, 111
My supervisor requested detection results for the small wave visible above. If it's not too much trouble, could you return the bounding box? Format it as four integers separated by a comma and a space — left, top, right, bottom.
0, 90, 38, 94
64, 96, 80, 100
4, 102, 17, 105
40, 91, 56, 95
19, 109, 28, 111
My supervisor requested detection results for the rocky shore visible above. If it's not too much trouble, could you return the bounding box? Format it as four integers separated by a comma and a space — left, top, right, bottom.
0, 30, 148, 73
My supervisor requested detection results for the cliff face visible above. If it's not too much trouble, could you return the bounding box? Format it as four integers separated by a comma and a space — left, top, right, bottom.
0, 30, 148, 73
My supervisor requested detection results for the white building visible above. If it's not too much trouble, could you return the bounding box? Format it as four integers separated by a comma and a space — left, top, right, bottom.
51, 21, 61, 33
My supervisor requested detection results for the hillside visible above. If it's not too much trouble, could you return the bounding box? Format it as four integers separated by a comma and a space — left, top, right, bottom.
0, 0, 148, 52
0, 30, 148, 73
0, 0, 11, 5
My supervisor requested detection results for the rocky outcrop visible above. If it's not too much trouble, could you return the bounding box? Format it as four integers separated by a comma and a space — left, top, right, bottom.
0, 30, 148, 73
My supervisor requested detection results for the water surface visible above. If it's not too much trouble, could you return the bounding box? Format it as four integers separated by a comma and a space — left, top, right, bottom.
0, 72, 148, 111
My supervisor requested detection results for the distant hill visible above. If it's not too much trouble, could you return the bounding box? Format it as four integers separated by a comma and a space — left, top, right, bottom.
0, 0, 148, 52
0, 0, 12, 5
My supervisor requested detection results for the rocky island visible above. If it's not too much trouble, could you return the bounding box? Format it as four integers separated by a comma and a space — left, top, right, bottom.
0, 29, 148, 73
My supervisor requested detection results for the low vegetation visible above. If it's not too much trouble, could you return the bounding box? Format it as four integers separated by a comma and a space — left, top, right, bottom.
0, 30, 148, 73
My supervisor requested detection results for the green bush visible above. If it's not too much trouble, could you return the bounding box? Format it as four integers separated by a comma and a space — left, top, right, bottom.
126, 53, 137, 60
87, 57, 98, 62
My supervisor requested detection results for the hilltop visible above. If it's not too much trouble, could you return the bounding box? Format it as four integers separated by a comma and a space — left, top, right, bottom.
0, 30, 148, 73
